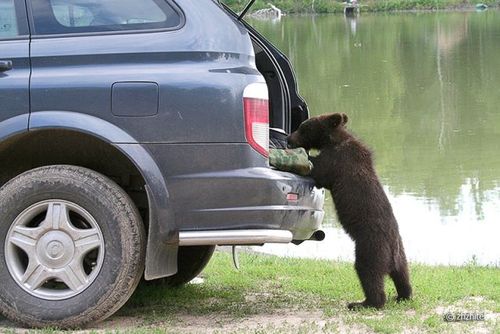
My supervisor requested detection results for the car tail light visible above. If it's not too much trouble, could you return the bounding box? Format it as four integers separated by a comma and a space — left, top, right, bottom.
286, 193, 299, 202
243, 83, 269, 157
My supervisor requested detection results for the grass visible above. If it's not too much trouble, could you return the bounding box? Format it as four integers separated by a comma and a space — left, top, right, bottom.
2, 251, 499, 333
120, 251, 499, 333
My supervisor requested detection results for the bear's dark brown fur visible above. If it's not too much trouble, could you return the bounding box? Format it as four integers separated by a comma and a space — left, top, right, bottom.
288, 113, 412, 309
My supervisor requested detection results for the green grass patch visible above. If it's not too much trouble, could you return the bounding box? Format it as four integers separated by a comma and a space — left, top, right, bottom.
119, 251, 499, 333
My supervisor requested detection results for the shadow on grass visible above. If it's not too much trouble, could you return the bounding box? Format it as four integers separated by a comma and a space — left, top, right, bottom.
118, 252, 401, 324
123, 283, 254, 319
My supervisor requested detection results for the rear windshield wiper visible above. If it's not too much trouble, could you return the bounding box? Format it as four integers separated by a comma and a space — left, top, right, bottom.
238, 0, 256, 20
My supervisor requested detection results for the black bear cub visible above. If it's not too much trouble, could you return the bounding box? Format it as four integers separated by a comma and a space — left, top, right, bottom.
288, 113, 412, 309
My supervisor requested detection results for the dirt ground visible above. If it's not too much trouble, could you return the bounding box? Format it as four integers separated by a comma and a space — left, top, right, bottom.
2, 307, 497, 334
0, 310, 374, 334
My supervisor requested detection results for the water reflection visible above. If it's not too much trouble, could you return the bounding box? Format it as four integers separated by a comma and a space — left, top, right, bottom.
249, 11, 500, 265
257, 185, 500, 266
346, 16, 358, 36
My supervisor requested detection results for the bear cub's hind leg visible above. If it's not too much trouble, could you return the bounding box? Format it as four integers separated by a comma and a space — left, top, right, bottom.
390, 260, 412, 302
348, 261, 387, 310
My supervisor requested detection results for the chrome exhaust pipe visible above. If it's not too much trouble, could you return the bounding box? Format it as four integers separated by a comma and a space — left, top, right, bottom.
292, 230, 326, 245
178, 229, 293, 246
310, 230, 325, 241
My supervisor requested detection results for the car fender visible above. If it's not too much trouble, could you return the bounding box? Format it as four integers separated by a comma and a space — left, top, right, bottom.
28, 111, 178, 279
0, 114, 29, 143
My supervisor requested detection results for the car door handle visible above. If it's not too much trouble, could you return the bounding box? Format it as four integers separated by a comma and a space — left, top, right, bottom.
0, 60, 13, 72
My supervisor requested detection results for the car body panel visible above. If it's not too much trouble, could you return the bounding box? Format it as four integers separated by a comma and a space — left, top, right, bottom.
0, 0, 30, 138
0, 0, 325, 279
146, 143, 324, 240
28, 0, 260, 144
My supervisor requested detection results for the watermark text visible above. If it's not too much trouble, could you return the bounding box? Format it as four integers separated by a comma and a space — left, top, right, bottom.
443, 312, 485, 322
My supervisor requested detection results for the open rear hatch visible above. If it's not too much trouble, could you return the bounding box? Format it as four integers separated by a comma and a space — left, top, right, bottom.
220, 1, 309, 147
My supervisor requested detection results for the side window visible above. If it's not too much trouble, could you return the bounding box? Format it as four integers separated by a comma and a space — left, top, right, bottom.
0, 0, 19, 38
31, 0, 182, 35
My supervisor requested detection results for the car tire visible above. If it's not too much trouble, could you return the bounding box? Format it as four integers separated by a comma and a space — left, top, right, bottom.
148, 245, 215, 287
0, 165, 145, 329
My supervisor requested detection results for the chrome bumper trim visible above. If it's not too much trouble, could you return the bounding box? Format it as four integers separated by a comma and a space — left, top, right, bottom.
178, 229, 293, 246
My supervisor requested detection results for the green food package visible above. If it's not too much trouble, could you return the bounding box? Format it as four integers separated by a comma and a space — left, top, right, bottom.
269, 148, 313, 176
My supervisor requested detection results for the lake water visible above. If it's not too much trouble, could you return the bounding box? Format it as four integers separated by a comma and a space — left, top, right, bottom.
249, 11, 500, 266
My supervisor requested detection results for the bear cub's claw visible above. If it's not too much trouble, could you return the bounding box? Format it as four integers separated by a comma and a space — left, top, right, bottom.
348, 301, 384, 310
347, 302, 364, 310
396, 295, 411, 303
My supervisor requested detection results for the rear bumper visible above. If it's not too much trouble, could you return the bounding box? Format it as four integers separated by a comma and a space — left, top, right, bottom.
179, 229, 293, 246
169, 167, 325, 241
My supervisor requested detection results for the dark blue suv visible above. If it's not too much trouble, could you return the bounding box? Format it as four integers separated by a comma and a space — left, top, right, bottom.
0, 0, 324, 328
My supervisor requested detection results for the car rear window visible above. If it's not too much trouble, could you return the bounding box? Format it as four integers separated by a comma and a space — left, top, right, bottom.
30, 0, 182, 35
0, 0, 19, 38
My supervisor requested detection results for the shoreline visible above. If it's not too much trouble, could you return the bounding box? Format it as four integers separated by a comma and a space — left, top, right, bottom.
247, 8, 497, 18
225, 1, 497, 15
226, 246, 500, 268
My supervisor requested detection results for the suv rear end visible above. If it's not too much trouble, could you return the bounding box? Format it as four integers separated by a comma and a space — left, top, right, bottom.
165, 1, 325, 253
0, 0, 324, 328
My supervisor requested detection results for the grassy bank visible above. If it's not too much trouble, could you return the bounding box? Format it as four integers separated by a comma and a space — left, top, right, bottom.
1, 251, 498, 333
223, 0, 499, 14
125, 252, 497, 333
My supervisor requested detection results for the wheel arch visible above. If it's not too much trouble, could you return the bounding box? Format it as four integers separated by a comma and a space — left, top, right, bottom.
0, 112, 178, 280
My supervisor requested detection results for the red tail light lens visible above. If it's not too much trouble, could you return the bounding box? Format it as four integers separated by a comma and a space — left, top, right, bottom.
243, 83, 269, 157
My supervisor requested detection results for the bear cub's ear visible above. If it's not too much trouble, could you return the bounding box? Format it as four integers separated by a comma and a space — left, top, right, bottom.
341, 113, 348, 125
324, 113, 344, 129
